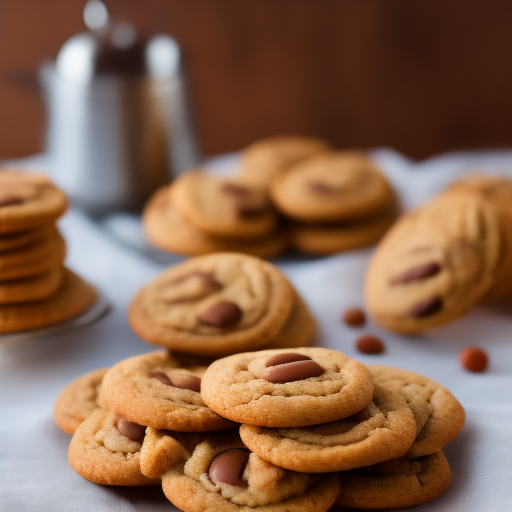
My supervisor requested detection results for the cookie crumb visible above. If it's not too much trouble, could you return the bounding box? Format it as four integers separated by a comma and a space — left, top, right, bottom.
460, 347, 488, 372
355, 334, 384, 354
343, 307, 366, 327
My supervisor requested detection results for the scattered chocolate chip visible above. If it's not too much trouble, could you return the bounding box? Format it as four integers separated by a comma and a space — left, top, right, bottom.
150, 372, 173, 386
117, 418, 146, 443
169, 374, 202, 393
390, 263, 441, 285
410, 296, 442, 317
0, 195, 24, 207
309, 182, 337, 194
460, 347, 488, 372
261, 360, 324, 383
222, 183, 252, 196
236, 203, 267, 218
265, 352, 312, 368
209, 449, 250, 487
355, 334, 385, 354
198, 301, 242, 327
343, 307, 366, 327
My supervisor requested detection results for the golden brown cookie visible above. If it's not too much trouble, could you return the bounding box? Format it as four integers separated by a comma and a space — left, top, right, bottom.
128, 253, 294, 356
0, 224, 57, 252
143, 188, 288, 258
365, 189, 501, 333
68, 408, 159, 486
201, 348, 374, 427
161, 431, 340, 512
270, 151, 395, 223
288, 205, 397, 255
240, 382, 416, 472
239, 135, 332, 186
100, 352, 236, 431
0, 170, 68, 234
0, 268, 97, 333
54, 367, 108, 434
171, 172, 278, 239
0, 266, 63, 304
369, 365, 465, 457
0, 230, 66, 281
263, 294, 316, 349
335, 450, 452, 509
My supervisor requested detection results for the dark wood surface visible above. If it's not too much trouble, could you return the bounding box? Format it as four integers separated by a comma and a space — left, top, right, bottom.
1, 0, 512, 160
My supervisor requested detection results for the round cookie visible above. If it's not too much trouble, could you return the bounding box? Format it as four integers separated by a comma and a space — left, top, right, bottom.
128, 253, 295, 356
0, 266, 63, 304
335, 450, 452, 509
270, 151, 395, 223
369, 365, 465, 457
68, 408, 159, 486
143, 187, 288, 258
239, 135, 332, 186
0, 268, 98, 333
100, 352, 236, 432
0, 170, 68, 234
365, 189, 501, 333
201, 348, 374, 427
263, 294, 316, 349
161, 431, 340, 512
54, 367, 108, 434
0, 230, 66, 281
171, 172, 277, 239
288, 206, 397, 255
0, 224, 58, 252
240, 382, 416, 472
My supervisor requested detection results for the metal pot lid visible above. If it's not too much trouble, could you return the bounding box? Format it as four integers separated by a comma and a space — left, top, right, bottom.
55, 1, 180, 85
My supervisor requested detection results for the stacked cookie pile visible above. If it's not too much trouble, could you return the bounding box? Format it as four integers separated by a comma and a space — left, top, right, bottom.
143, 135, 398, 257
366, 174, 512, 333
0, 170, 97, 334
55, 347, 464, 511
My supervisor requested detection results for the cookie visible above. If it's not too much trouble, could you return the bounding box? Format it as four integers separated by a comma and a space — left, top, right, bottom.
239, 135, 332, 186
54, 367, 108, 434
369, 365, 465, 458
128, 253, 295, 356
288, 205, 396, 255
171, 172, 278, 239
0, 170, 68, 234
365, 189, 501, 332
0, 268, 98, 333
263, 294, 316, 349
201, 348, 374, 427
68, 408, 159, 486
0, 266, 63, 304
161, 431, 340, 512
240, 382, 416, 472
143, 188, 288, 258
100, 352, 236, 431
0, 230, 66, 281
448, 175, 512, 302
335, 450, 452, 509
0, 224, 57, 252
270, 151, 395, 223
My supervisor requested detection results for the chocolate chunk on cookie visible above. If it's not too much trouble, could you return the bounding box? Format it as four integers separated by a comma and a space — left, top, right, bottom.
201, 348, 374, 427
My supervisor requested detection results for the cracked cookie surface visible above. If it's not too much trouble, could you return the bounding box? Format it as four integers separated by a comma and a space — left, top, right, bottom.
100, 352, 236, 431
369, 365, 465, 457
240, 382, 416, 472
336, 450, 452, 509
129, 253, 294, 356
201, 348, 374, 427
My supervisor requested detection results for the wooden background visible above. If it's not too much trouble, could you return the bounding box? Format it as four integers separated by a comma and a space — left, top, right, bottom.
1, 0, 512, 160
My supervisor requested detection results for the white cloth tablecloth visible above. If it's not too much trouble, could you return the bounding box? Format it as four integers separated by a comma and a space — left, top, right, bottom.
1, 149, 512, 512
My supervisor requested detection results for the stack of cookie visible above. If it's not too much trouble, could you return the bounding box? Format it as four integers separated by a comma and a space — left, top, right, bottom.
128, 252, 317, 356
366, 174, 512, 333
55, 347, 464, 511
0, 170, 97, 334
142, 135, 398, 257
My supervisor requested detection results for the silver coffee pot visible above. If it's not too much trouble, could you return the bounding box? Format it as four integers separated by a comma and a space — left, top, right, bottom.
41, 1, 199, 214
